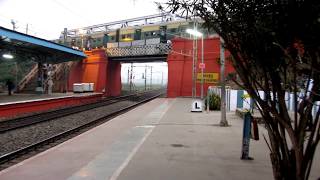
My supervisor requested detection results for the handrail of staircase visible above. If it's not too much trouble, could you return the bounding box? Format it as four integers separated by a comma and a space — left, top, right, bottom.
17, 61, 76, 92
43, 61, 75, 90
17, 64, 38, 92
54, 61, 74, 81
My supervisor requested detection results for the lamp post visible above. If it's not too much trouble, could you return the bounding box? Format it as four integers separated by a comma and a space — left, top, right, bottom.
186, 29, 204, 99
201, 35, 204, 99
78, 29, 86, 50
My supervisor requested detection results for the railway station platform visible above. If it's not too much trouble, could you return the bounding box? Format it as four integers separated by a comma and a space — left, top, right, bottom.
0, 98, 319, 180
0, 92, 102, 120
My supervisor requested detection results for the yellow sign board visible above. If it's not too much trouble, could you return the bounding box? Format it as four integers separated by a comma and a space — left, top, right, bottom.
196, 73, 219, 84
242, 94, 250, 99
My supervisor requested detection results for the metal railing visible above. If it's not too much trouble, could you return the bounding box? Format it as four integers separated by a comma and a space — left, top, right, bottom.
43, 61, 75, 91
106, 43, 171, 57
17, 64, 38, 92
17, 61, 76, 92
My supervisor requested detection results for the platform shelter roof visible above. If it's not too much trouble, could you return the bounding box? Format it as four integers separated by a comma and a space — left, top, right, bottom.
0, 26, 86, 64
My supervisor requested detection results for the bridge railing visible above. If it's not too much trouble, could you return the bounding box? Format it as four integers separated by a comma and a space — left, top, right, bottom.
106, 43, 172, 57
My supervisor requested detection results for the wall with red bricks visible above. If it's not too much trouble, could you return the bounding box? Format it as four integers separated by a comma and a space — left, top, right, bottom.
68, 49, 121, 96
167, 37, 234, 98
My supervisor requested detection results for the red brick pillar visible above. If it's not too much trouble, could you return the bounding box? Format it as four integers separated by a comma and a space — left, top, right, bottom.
105, 61, 121, 97
167, 37, 234, 98
68, 49, 121, 96
81, 50, 107, 92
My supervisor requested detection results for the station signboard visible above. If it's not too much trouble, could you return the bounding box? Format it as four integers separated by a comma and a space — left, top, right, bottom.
196, 72, 219, 84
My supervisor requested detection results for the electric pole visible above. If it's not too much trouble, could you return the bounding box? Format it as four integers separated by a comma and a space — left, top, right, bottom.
127, 67, 130, 90
192, 22, 195, 98
11, 19, 17, 31
150, 66, 153, 89
63, 28, 68, 46
129, 63, 133, 91
144, 65, 147, 90
201, 35, 204, 99
194, 22, 198, 98
26, 24, 29, 34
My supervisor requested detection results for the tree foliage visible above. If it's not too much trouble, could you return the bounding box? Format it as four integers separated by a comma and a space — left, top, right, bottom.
205, 93, 221, 110
164, 0, 320, 179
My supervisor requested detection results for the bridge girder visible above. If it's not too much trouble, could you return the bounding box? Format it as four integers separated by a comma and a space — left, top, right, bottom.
105, 43, 171, 62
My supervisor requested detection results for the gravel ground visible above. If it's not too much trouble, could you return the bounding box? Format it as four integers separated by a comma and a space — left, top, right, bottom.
0, 100, 135, 156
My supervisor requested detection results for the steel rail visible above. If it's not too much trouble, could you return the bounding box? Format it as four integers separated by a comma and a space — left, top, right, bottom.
0, 89, 164, 166
0, 90, 155, 132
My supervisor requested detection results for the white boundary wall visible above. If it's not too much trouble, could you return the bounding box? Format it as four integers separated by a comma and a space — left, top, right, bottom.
208, 87, 319, 117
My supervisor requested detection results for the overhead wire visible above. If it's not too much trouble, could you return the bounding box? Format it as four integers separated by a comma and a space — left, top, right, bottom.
0, 13, 48, 38
50, 0, 105, 33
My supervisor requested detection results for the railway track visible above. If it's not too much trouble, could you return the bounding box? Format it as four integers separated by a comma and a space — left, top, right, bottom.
0, 90, 158, 132
0, 89, 165, 169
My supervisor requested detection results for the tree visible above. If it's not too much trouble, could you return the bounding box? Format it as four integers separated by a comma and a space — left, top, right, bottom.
164, 0, 320, 179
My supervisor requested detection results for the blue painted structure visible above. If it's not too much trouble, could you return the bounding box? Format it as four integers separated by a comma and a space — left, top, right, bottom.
0, 26, 86, 63
241, 112, 252, 160
237, 90, 244, 108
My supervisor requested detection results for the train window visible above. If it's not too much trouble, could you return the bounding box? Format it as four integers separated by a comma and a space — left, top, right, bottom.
170, 28, 177, 33
151, 31, 157, 36
134, 29, 141, 40
180, 27, 186, 32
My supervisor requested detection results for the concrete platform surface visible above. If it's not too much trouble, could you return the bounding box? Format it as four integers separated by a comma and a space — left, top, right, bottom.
0, 98, 319, 180
0, 92, 101, 105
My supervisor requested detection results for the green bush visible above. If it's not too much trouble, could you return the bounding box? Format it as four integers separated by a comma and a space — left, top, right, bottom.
205, 93, 221, 110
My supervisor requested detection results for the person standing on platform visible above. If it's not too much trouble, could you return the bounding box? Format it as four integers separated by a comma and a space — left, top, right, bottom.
6, 79, 14, 96
47, 77, 54, 95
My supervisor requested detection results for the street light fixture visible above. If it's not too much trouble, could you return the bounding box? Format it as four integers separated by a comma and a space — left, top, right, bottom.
186, 28, 204, 99
122, 37, 134, 42
2, 53, 18, 92
186, 29, 203, 37
2, 53, 14, 59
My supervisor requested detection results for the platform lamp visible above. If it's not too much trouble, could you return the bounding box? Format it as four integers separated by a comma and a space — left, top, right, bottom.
2, 53, 14, 59
186, 29, 204, 99
2, 53, 18, 92
122, 37, 134, 42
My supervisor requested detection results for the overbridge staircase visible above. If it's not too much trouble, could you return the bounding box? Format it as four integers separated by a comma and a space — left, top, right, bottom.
18, 61, 76, 93
17, 64, 38, 93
